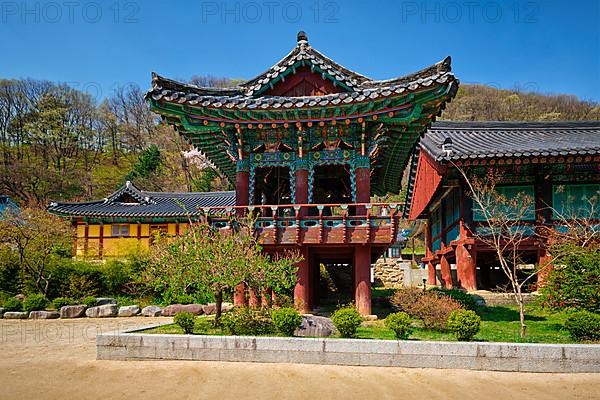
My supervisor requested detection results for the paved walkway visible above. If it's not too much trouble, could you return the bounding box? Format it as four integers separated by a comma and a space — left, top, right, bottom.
0, 318, 598, 400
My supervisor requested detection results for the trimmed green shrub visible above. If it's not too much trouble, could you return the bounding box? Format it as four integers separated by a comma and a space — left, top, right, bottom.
83, 296, 97, 308
23, 294, 49, 312
271, 307, 302, 336
447, 310, 481, 341
221, 307, 275, 336
384, 312, 413, 340
331, 306, 363, 338
3, 297, 22, 312
431, 288, 478, 310
174, 312, 196, 334
564, 311, 600, 342
52, 297, 75, 309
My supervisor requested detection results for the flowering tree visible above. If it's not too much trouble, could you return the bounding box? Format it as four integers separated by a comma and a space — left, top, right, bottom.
143, 218, 301, 322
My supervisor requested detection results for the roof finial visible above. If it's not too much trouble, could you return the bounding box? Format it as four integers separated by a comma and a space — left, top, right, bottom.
297, 31, 308, 44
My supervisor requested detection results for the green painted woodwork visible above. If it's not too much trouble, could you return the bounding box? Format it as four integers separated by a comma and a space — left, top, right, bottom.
472, 185, 536, 222
148, 81, 454, 196
552, 183, 600, 219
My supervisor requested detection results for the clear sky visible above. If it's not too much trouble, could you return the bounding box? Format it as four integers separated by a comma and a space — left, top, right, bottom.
1, 0, 599, 102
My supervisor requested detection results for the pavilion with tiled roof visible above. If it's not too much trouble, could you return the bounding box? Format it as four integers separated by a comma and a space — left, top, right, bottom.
145, 31, 459, 314
405, 121, 600, 291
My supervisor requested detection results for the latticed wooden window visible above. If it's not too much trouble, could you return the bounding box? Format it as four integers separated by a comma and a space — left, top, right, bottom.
111, 224, 129, 237
472, 185, 535, 222
553, 184, 600, 219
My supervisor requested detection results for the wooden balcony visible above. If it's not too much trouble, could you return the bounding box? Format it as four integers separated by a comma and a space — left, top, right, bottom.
202, 203, 403, 246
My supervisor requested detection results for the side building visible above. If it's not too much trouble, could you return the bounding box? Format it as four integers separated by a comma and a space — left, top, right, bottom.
405, 121, 600, 291
48, 181, 235, 259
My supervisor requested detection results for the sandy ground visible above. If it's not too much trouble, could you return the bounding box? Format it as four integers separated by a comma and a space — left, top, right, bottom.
0, 318, 598, 400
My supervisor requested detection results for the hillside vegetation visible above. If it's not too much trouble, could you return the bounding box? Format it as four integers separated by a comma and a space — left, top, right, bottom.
0, 79, 598, 206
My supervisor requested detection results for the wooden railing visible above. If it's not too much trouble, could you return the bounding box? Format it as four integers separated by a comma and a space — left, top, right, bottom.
199, 203, 404, 246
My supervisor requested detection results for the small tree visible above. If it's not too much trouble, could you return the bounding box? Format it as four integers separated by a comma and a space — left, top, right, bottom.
455, 168, 543, 337
0, 208, 72, 296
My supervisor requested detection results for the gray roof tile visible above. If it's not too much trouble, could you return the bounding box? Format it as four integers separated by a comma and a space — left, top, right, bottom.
48, 182, 235, 219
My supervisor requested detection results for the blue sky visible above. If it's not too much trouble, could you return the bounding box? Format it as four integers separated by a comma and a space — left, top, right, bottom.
1, 0, 599, 102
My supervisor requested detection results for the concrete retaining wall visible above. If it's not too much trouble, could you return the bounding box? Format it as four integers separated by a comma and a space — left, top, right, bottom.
97, 328, 600, 373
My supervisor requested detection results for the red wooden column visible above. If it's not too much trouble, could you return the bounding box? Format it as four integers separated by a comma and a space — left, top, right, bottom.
234, 164, 250, 307
456, 244, 477, 291
355, 166, 370, 215
294, 246, 311, 313
439, 254, 454, 289
425, 222, 437, 285
354, 245, 372, 315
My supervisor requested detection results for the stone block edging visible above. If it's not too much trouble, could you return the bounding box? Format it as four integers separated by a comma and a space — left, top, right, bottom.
96, 328, 600, 373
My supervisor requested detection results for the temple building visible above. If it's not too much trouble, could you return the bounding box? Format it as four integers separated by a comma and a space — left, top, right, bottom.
48, 181, 235, 258
143, 31, 458, 314
405, 121, 600, 291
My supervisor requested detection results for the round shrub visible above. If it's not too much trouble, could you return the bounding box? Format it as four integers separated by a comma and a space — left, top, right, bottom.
447, 310, 481, 341
83, 296, 97, 308
564, 311, 600, 342
271, 307, 302, 336
331, 306, 363, 338
384, 312, 413, 340
221, 307, 275, 336
23, 294, 49, 312
174, 312, 196, 334
52, 297, 75, 310
3, 297, 22, 312
392, 288, 463, 331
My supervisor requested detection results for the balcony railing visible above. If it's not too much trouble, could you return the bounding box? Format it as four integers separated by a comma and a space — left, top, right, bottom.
199, 203, 404, 246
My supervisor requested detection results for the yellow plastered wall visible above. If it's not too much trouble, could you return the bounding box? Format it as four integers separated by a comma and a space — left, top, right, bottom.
130, 223, 138, 237
73, 221, 189, 260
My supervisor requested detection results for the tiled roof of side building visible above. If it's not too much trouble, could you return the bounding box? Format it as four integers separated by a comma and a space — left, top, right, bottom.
420, 120, 600, 161
47, 181, 235, 219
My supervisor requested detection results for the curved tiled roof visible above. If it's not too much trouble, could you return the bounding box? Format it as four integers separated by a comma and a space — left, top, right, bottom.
421, 121, 600, 161
146, 31, 454, 111
48, 181, 235, 219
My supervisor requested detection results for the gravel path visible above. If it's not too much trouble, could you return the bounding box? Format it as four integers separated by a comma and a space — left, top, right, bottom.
0, 318, 598, 400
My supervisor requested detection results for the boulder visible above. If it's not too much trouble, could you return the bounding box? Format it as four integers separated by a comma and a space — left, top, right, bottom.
85, 304, 118, 318
222, 302, 234, 313
3, 311, 28, 319
141, 305, 162, 317
29, 311, 60, 319
294, 315, 334, 337
60, 305, 87, 319
161, 304, 204, 317
15, 294, 25, 301
118, 305, 140, 317
95, 297, 117, 306
202, 303, 216, 315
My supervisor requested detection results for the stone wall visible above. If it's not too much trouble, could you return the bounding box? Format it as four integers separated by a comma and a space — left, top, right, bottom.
373, 258, 405, 287
97, 330, 600, 373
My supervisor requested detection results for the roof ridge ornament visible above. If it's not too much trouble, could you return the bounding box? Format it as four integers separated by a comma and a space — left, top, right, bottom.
297, 31, 308, 45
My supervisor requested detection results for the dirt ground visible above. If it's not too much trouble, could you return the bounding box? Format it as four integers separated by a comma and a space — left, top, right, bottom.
0, 318, 598, 400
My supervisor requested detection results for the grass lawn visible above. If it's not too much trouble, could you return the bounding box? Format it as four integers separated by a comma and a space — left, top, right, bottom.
144, 305, 575, 343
